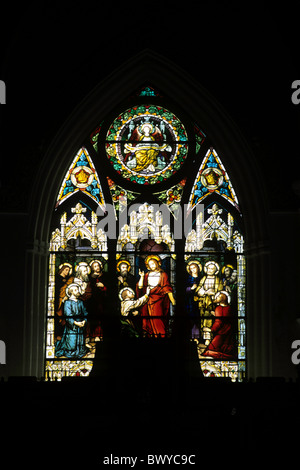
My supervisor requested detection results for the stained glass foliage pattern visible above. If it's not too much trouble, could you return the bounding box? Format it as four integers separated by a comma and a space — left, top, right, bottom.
194, 124, 206, 154
185, 202, 245, 381
188, 148, 239, 212
154, 178, 187, 219
105, 105, 189, 185
56, 147, 105, 209
90, 122, 103, 153
107, 177, 140, 215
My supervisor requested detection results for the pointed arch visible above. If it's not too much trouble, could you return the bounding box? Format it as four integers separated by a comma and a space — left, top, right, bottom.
28, 49, 268, 246
187, 147, 239, 213
24, 49, 270, 379
56, 147, 106, 210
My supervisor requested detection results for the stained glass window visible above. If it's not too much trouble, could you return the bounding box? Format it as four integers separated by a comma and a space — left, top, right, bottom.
105, 105, 188, 185
45, 95, 246, 382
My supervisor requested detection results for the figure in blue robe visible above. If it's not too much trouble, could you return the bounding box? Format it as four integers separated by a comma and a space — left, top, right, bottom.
55, 292, 89, 359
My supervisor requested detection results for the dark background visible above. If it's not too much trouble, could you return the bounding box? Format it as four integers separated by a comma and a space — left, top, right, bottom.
1, 2, 300, 212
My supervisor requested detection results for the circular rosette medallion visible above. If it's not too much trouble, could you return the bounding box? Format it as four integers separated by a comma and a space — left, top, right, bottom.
70, 166, 95, 189
200, 168, 224, 190
105, 105, 188, 185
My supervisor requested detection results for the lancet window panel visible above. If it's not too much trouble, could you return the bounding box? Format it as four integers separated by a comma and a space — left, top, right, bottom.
184, 200, 246, 382
45, 251, 110, 381
117, 252, 176, 339
116, 201, 176, 339
45, 202, 109, 381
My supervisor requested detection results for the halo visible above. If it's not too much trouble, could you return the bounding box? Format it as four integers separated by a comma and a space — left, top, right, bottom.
75, 262, 91, 274
145, 254, 161, 269
221, 264, 234, 274
140, 122, 154, 134
119, 287, 135, 301
203, 261, 220, 275
116, 259, 131, 272
66, 283, 82, 298
58, 263, 73, 275
186, 260, 202, 274
89, 259, 103, 270
214, 290, 231, 305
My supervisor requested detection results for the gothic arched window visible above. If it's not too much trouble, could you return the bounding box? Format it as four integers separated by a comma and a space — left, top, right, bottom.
45, 86, 246, 382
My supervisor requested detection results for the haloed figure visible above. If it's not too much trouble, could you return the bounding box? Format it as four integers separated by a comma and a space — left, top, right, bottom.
137, 255, 175, 337
119, 287, 150, 337
117, 259, 136, 291
195, 261, 223, 339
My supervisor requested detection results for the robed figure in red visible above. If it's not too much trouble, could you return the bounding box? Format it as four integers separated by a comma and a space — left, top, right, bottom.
202, 291, 236, 359
137, 255, 176, 337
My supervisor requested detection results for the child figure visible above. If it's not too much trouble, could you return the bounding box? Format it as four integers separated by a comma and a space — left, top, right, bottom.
119, 287, 150, 337
55, 283, 89, 358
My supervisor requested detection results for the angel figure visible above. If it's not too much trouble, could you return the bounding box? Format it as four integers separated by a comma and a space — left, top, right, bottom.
124, 121, 172, 173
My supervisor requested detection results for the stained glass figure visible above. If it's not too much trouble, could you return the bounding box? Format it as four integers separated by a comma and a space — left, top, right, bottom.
137, 254, 175, 337
55, 283, 89, 359
105, 105, 188, 185
117, 259, 136, 291
188, 148, 239, 212
56, 147, 105, 209
119, 287, 149, 338
185, 259, 203, 339
117, 258, 143, 337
